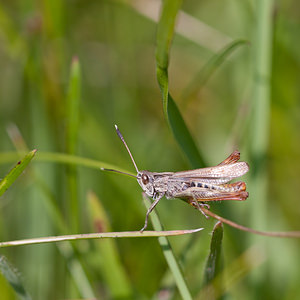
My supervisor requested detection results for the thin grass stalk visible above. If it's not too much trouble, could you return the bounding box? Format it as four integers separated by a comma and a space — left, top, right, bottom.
143, 195, 193, 300
250, 0, 273, 236
249, 0, 274, 288
66, 57, 81, 232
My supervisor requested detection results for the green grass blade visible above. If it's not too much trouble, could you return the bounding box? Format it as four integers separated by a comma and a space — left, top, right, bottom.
182, 39, 249, 101
0, 151, 135, 176
143, 194, 194, 300
87, 191, 133, 299
201, 221, 224, 300
198, 246, 265, 299
156, 0, 182, 71
5, 129, 96, 298
156, 0, 205, 167
156, 0, 181, 121
0, 149, 37, 197
57, 243, 96, 298
34, 178, 96, 298
66, 56, 81, 155
66, 56, 81, 232
248, 0, 274, 292
168, 95, 205, 167
249, 0, 273, 224
0, 256, 32, 300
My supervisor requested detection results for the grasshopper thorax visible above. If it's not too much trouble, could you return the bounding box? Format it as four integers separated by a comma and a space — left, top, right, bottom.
137, 171, 155, 198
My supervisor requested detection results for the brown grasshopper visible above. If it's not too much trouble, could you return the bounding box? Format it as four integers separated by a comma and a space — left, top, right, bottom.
102, 125, 249, 231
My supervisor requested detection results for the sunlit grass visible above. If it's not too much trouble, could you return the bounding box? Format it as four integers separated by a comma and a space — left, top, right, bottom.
0, 0, 299, 299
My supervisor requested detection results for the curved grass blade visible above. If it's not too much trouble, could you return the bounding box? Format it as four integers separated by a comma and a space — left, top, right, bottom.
0, 149, 37, 197
156, 0, 182, 71
143, 194, 196, 300
130, 2, 232, 53
168, 94, 205, 167
156, 0, 205, 168
0, 151, 135, 177
201, 221, 224, 300
182, 39, 249, 101
0, 256, 32, 300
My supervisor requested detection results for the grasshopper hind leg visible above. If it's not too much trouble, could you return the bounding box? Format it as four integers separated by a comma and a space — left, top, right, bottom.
191, 199, 210, 218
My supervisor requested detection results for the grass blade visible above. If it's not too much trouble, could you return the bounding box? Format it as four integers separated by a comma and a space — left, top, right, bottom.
0, 228, 203, 248
168, 95, 205, 167
5, 127, 97, 298
0, 151, 135, 177
0, 256, 32, 300
249, 0, 273, 225
143, 194, 195, 300
201, 221, 224, 300
0, 149, 37, 197
156, 0, 182, 71
156, 0, 205, 167
66, 56, 81, 232
66, 56, 81, 155
87, 191, 133, 299
247, 0, 274, 292
182, 39, 249, 101
131, 2, 232, 52
198, 246, 265, 299
56, 242, 96, 298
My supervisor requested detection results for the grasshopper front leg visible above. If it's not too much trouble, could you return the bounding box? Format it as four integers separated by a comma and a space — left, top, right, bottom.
140, 194, 164, 232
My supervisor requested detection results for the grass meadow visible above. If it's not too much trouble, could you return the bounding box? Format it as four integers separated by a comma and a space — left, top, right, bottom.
0, 0, 300, 299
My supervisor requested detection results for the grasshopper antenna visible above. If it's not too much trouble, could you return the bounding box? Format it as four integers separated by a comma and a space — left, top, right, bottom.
114, 125, 139, 173
100, 168, 137, 178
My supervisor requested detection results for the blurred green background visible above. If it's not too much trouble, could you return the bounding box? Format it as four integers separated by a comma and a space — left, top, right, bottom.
0, 0, 300, 299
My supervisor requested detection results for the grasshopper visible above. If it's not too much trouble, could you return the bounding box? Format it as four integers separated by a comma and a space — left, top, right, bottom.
102, 125, 249, 231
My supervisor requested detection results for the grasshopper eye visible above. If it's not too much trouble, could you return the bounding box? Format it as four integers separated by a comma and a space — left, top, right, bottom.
141, 174, 149, 185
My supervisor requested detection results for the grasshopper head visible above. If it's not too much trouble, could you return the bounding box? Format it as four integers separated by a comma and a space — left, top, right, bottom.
137, 171, 155, 197
113, 126, 156, 198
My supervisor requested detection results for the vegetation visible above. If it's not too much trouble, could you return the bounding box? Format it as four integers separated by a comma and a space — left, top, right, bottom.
0, 0, 299, 299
